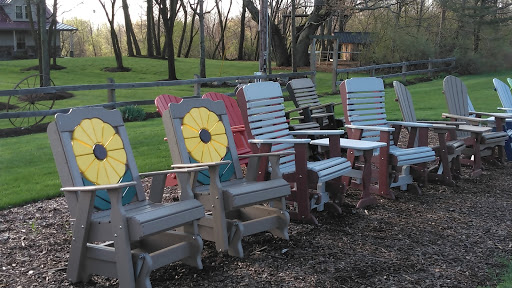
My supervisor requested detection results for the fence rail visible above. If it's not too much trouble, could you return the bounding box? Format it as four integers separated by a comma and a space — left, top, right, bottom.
332, 57, 456, 92
0, 71, 314, 121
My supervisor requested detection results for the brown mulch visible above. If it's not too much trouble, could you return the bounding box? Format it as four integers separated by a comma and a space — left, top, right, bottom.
1, 133, 512, 287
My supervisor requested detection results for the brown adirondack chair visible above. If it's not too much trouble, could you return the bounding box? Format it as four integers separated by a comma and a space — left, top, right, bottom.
442, 75, 508, 177
340, 77, 436, 199
162, 98, 290, 257
236, 81, 353, 224
393, 81, 466, 186
47, 107, 205, 287
286, 78, 344, 129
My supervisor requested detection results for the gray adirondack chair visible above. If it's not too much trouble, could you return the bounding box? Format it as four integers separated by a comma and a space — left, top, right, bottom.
393, 81, 466, 186
493, 78, 512, 113
47, 107, 205, 287
286, 78, 344, 129
236, 81, 353, 224
442, 75, 508, 177
340, 77, 436, 199
162, 98, 290, 257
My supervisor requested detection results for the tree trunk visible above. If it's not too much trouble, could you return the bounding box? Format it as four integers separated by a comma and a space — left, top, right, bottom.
244, 0, 290, 66
213, 0, 231, 60
185, 1, 198, 58
157, 0, 178, 80
294, 5, 332, 67
122, 0, 141, 56
99, 0, 125, 69
237, 0, 246, 60
199, 0, 206, 78
147, 0, 154, 56
177, 0, 187, 57
156, 8, 162, 56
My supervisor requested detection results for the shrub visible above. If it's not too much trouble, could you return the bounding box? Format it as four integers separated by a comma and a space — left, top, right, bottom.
119, 105, 146, 122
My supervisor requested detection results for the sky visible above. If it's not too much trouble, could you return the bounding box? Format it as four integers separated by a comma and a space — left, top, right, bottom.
58, 0, 242, 25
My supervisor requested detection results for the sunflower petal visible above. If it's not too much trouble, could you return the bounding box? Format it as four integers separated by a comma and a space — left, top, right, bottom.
108, 148, 127, 166
96, 161, 110, 185
102, 122, 116, 144
185, 108, 202, 129
91, 118, 104, 144
72, 140, 93, 157
76, 154, 96, 175
104, 160, 123, 183
209, 121, 226, 136
207, 143, 222, 162
105, 134, 124, 151
211, 133, 228, 147
189, 142, 205, 162
210, 139, 228, 159
82, 157, 100, 184
182, 124, 199, 139
199, 107, 211, 127
79, 119, 97, 143
72, 124, 95, 146
106, 157, 126, 177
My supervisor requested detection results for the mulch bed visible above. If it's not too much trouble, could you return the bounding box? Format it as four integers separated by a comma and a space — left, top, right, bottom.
1, 134, 512, 287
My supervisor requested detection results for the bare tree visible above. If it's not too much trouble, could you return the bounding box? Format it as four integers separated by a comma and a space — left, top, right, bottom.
184, 0, 199, 58
155, 0, 179, 80
121, 0, 141, 56
98, 0, 127, 70
177, 0, 188, 57
146, 0, 154, 56
212, 0, 232, 59
237, 0, 246, 60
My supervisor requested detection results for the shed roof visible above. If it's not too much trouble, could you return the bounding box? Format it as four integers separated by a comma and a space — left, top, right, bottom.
333, 32, 372, 44
0, 6, 77, 31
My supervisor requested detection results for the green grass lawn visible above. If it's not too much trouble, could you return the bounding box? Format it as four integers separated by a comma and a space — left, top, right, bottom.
1, 56, 512, 286
1, 57, 511, 208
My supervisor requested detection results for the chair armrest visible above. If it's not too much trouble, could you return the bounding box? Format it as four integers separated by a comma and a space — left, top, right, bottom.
248, 138, 311, 144
309, 102, 334, 110
418, 120, 466, 126
310, 113, 335, 118
60, 181, 137, 192
497, 107, 512, 111
172, 160, 231, 169
387, 121, 432, 128
238, 151, 294, 158
139, 166, 208, 178
442, 113, 489, 124
290, 130, 345, 136
456, 124, 492, 133
285, 105, 311, 114
345, 124, 395, 132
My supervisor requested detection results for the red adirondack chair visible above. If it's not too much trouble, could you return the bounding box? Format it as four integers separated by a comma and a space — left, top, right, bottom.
202, 92, 251, 165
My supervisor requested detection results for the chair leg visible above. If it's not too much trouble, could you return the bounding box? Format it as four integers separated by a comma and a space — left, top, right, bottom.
227, 221, 244, 257
134, 254, 152, 288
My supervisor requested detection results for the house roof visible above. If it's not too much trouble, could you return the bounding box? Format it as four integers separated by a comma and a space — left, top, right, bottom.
0, 0, 13, 5
0, 6, 77, 31
333, 32, 372, 44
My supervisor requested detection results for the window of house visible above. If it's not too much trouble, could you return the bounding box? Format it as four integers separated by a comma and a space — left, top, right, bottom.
24, 5, 29, 19
16, 33, 26, 50
15, 5, 23, 19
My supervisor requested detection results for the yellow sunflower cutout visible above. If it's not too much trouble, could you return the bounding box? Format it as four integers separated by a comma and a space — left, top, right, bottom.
72, 118, 127, 185
182, 107, 228, 163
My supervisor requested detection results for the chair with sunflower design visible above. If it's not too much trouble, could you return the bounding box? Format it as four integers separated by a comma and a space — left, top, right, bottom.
236, 81, 354, 225
162, 98, 291, 258
48, 107, 206, 287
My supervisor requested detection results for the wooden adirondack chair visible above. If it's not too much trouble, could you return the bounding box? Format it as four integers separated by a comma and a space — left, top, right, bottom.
340, 77, 436, 199
442, 75, 508, 176
236, 81, 353, 224
162, 98, 290, 257
286, 78, 344, 129
202, 92, 251, 165
491, 78, 512, 160
47, 107, 205, 287
155, 94, 184, 186
393, 81, 466, 186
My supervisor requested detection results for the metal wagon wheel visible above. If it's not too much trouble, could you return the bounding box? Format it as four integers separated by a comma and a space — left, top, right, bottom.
7, 74, 56, 128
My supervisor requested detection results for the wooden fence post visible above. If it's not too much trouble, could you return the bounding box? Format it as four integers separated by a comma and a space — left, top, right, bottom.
107, 78, 116, 109
428, 58, 433, 78
401, 62, 407, 82
194, 74, 201, 96
310, 37, 317, 85
332, 38, 339, 93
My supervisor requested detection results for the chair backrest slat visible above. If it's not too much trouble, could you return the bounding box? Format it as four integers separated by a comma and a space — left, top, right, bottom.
340, 77, 392, 143
393, 81, 417, 123
236, 81, 297, 167
493, 78, 512, 113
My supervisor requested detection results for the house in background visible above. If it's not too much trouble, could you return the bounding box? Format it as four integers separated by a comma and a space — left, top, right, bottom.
0, 0, 77, 60
333, 32, 372, 61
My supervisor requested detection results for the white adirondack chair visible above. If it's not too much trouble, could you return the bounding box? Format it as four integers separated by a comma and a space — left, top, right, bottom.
47, 107, 205, 287
442, 75, 508, 176
393, 81, 466, 186
340, 77, 436, 199
236, 81, 354, 224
